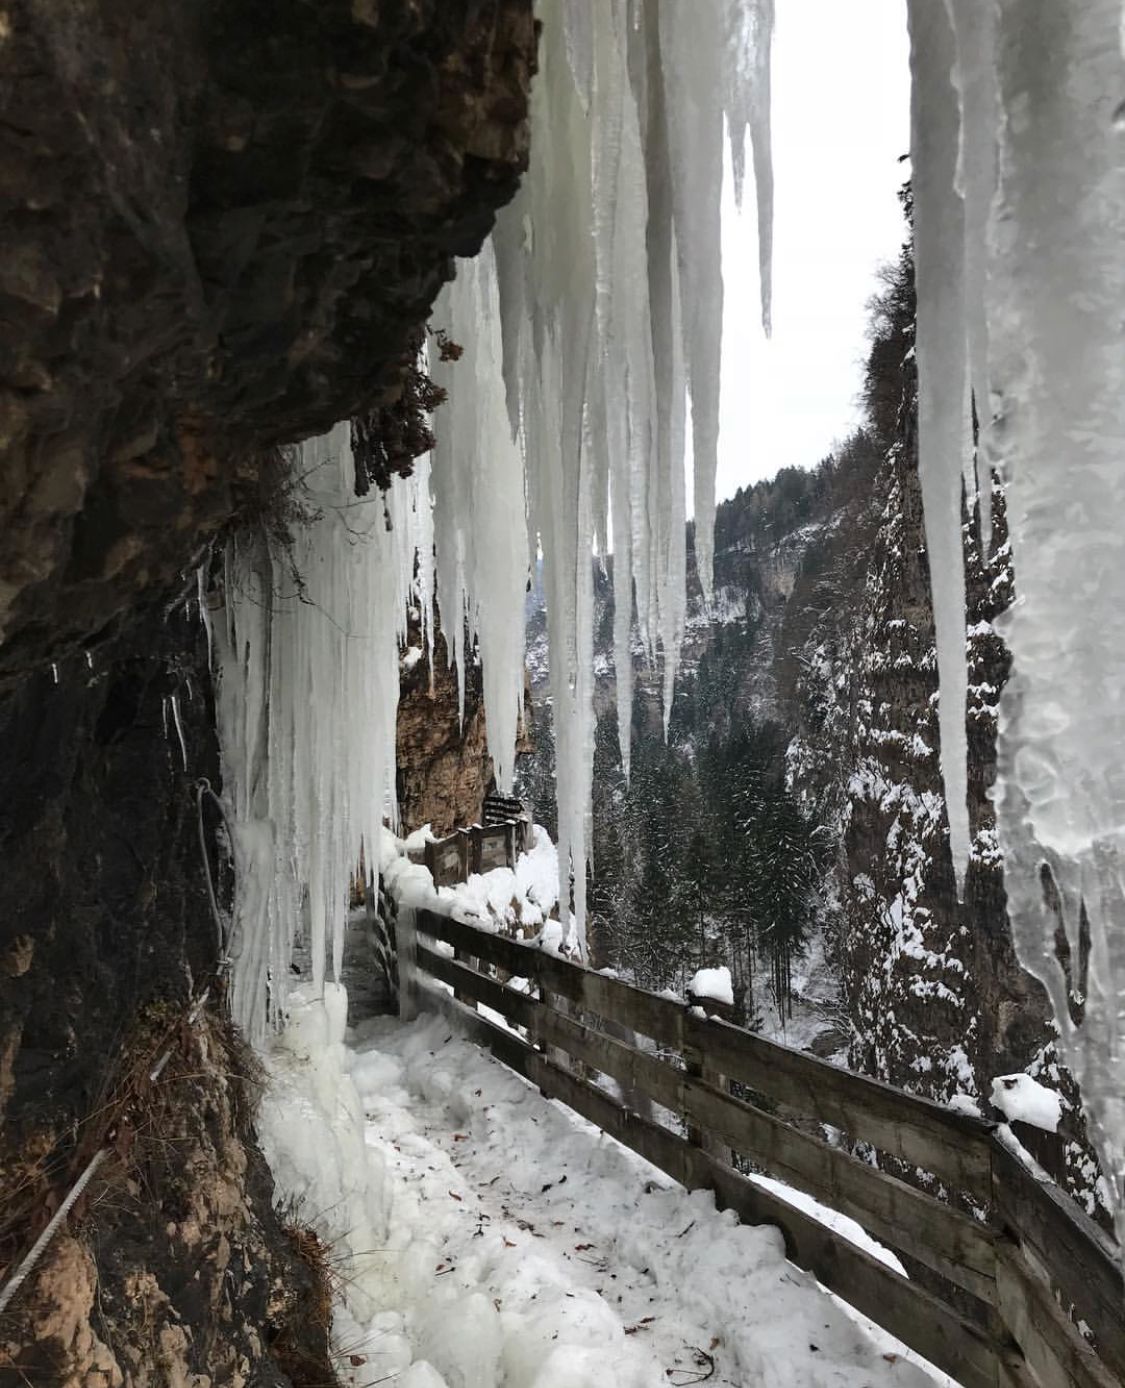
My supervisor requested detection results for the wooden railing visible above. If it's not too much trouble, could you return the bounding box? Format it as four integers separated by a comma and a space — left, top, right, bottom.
421, 819, 530, 888
403, 910, 1124, 1388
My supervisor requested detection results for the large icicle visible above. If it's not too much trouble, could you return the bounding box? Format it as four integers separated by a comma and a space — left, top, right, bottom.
907, 0, 971, 897
215, 428, 417, 1039
661, 0, 725, 605
429, 243, 529, 792
983, 0, 1125, 1240
725, 0, 774, 337
946, 0, 998, 550
452, 0, 772, 945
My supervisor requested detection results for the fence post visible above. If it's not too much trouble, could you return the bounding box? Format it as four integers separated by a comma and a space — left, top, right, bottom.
684, 1002, 729, 1165
394, 905, 419, 1022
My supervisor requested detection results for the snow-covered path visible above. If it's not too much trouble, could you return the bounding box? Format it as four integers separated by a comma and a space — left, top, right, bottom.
261, 998, 951, 1388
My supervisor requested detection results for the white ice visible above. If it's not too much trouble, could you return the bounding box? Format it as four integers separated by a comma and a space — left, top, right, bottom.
909, 0, 1125, 1238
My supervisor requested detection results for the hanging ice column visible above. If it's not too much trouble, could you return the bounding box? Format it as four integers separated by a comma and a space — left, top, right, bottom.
436, 0, 772, 950
910, 0, 1125, 1239
214, 427, 430, 1039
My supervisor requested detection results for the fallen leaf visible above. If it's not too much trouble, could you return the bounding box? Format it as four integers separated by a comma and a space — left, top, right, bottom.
349, 1355, 366, 1367
449, 1191, 463, 1202
575, 1243, 595, 1252
503, 1236, 516, 1248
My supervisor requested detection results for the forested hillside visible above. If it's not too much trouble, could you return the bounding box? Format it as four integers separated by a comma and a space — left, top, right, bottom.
518, 212, 1111, 1224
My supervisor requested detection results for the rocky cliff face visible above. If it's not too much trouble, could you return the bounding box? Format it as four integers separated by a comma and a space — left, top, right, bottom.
0, 0, 534, 683
0, 604, 332, 1384
397, 627, 492, 837
0, 1, 535, 1376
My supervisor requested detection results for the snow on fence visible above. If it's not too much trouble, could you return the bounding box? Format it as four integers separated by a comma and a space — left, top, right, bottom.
407, 910, 1124, 1388
421, 819, 529, 889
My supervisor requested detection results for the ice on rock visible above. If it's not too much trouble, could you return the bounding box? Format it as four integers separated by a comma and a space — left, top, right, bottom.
984, 0, 1125, 1238
214, 4, 772, 986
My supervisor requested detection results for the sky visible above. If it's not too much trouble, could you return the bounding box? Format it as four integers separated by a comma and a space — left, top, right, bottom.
716, 0, 911, 500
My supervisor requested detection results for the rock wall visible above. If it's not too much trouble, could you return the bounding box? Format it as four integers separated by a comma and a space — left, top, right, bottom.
0, 603, 330, 1384
397, 626, 493, 837
0, 0, 534, 682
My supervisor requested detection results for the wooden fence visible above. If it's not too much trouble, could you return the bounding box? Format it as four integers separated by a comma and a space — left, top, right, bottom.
422, 819, 530, 888
403, 909, 1124, 1388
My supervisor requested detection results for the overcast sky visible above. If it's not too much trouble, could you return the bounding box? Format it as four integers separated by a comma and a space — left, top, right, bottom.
716, 0, 911, 500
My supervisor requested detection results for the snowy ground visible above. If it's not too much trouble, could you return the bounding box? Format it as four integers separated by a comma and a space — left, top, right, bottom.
260, 991, 954, 1388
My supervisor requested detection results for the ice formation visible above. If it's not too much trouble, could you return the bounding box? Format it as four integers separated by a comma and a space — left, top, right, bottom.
214, 427, 427, 1037
908, 0, 1125, 1235
443, 0, 774, 949
215, 0, 772, 1020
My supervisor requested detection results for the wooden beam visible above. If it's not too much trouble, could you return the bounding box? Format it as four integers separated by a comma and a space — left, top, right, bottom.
683, 1010, 996, 1199
415, 943, 538, 1031
996, 1245, 1120, 1388
991, 1143, 1125, 1385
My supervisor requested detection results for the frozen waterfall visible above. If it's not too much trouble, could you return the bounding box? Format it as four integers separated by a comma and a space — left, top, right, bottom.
909, 0, 1125, 1238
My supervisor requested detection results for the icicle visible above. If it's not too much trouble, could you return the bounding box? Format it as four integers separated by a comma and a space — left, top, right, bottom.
170, 695, 188, 771
726, 0, 775, 337
983, 0, 1125, 1242
197, 563, 214, 665
660, 1, 724, 604
947, 0, 998, 550
907, 0, 971, 898
429, 242, 528, 792
215, 426, 407, 1039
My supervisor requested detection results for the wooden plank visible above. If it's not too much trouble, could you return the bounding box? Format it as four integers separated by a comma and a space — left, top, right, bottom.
416, 979, 536, 1080
534, 999, 996, 1304
415, 943, 538, 1031
991, 1143, 1125, 1384
421, 985, 1016, 1388
996, 1246, 1120, 1388
682, 1072, 998, 1304
419, 912, 685, 1047
684, 1011, 996, 1198
533, 1001, 686, 1115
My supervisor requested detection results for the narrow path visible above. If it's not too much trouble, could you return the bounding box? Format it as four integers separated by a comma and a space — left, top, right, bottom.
328, 1013, 951, 1388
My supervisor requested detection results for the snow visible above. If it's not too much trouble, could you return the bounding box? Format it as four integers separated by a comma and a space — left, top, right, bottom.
687, 965, 734, 1007
439, 826, 561, 933
990, 1075, 1062, 1135
259, 994, 950, 1388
